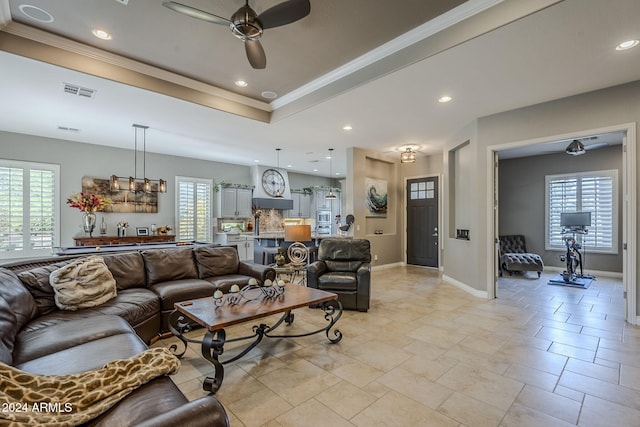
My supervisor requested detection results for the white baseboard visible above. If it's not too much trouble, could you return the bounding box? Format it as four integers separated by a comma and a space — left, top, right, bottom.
543, 265, 623, 279
442, 274, 488, 298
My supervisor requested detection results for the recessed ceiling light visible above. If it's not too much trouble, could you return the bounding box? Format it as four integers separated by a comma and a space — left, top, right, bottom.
92, 29, 112, 40
287, 165, 293, 168
313, 168, 318, 172
235, 80, 248, 87
335, 172, 340, 176
343, 125, 353, 131
616, 39, 639, 51
261, 91, 278, 99
438, 95, 452, 103
254, 159, 260, 163
19, 4, 54, 23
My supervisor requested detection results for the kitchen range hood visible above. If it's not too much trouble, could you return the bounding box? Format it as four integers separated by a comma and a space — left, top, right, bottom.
252, 197, 293, 210
251, 165, 293, 210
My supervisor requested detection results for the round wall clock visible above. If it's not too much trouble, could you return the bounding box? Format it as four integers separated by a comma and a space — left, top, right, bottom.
262, 169, 286, 197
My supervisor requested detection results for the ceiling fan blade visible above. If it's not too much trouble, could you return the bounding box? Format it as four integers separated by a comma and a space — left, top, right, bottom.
259, 0, 310, 29
162, 1, 231, 25
245, 40, 266, 69
585, 142, 610, 151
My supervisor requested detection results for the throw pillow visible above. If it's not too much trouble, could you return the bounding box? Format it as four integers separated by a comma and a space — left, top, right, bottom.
194, 246, 239, 279
17, 261, 72, 316
141, 248, 198, 285
49, 256, 117, 311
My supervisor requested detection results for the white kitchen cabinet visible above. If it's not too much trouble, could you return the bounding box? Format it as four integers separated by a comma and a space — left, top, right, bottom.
314, 189, 330, 210
287, 192, 312, 218
314, 189, 341, 213
214, 233, 254, 261
216, 186, 252, 218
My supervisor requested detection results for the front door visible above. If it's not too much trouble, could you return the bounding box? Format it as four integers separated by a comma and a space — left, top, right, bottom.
407, 176, 438, 267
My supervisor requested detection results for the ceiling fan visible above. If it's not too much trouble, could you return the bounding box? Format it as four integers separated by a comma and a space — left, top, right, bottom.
163, 0, 311, 69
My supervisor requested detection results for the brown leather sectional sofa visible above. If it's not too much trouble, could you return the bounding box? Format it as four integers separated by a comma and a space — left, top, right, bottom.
0, 245, 276, 426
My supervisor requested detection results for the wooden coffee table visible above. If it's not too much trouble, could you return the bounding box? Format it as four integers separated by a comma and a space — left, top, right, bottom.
168, 285, 343, 394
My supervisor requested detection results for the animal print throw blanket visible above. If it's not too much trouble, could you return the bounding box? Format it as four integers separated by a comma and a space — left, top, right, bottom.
0, 347, 180, 427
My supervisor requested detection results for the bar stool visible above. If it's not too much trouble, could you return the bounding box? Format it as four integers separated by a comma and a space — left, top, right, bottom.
261, 246, 281, 265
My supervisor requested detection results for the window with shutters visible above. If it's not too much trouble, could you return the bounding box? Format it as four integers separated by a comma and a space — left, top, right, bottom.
176, 176, 212, 242
0, 160, 60, 259
545, 169, 618, 253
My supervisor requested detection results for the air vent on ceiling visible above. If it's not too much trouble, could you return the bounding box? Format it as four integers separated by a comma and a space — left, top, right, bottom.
57, 126, 80, 133
62, 83, 97, 99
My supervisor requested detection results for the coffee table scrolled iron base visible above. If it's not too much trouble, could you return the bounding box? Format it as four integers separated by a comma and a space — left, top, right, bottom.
168, 300, 342, 394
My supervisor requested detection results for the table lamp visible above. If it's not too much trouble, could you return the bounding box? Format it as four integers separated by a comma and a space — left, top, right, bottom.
284, 225, 312, 266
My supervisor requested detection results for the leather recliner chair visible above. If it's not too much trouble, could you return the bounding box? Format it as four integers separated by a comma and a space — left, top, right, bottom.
307, 238, 371, 312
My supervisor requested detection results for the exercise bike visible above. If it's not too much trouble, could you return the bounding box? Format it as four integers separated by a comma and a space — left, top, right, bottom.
560, 236, 583, 283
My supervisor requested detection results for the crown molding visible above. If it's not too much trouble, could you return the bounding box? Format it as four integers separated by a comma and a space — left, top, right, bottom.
0, 21, 272, 114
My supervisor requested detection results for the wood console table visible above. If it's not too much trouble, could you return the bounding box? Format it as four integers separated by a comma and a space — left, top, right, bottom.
73, 235, 175, 246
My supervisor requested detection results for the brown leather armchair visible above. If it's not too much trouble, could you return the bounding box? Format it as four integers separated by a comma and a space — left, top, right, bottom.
307, 239, 371, 312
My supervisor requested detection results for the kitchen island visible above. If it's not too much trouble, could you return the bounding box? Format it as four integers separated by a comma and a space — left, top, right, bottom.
252, 233, 351, 264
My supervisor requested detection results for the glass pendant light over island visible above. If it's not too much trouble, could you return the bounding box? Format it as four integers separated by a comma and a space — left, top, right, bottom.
325, 148, 337, 200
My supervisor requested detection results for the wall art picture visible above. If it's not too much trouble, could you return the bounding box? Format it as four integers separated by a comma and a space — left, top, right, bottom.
365, 177, 388, 217
81, 176, 158, 213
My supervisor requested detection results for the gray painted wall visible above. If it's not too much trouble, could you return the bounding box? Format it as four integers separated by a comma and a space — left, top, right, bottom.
0, 131, 330, 248
499, 146, 623, 272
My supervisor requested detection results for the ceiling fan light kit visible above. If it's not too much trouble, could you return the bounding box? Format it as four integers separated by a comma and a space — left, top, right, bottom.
163, 0, 311, 69
565, 139, 586, 156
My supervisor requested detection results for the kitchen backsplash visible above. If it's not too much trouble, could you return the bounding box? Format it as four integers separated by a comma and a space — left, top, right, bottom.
257, 209, 284, 232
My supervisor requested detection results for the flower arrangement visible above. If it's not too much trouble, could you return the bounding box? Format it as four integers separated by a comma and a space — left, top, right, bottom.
116, 221, 129, 229
66, 192, 112, 213
157, 225, 173, 235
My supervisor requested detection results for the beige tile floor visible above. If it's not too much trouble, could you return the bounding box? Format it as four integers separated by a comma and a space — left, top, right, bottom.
153, 266, 640, 426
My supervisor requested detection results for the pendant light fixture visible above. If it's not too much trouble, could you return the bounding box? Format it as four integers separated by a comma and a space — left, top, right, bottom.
110, 124, 167, 193
565, 139, 586, 156
400, 147, 417, 163
326, 148, 337, 200
274, 148, 283, 198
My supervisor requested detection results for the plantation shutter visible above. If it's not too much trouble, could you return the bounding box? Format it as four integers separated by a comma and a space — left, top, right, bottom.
547, 177, 577, 247
30, 169, 56, 250
0, 160, 59, 258
194, 181, 212, 242
176, 176, 212, 242
545, 170, 617, 253
581, 175, 614, 249
0, 166, 25, 251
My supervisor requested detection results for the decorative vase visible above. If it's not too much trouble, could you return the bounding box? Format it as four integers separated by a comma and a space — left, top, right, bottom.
100, 217, 107, 235
117, 227, 126, 237
82, 212, 96, 237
